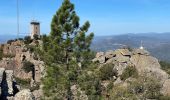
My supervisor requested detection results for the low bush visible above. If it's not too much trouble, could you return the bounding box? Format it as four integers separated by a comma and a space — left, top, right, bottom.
7, 39, 15, 44
33, 34, 40, 40
120, 66, 138, 81
99, 63, 117, 80
24, 36, 32, 44
158, 95, 170, 100
22, 61, 34, 73
160, 61, 170, 75
3, 53, 15, 58
15, 77, 31, 88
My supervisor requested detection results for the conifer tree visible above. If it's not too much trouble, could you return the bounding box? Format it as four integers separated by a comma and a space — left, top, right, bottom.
40, 0, 94, 99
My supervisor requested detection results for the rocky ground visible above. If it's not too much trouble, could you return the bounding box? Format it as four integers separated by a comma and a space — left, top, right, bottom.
0, 40, 44, 100
0, 39, 170, 100
93, 48, 170, 97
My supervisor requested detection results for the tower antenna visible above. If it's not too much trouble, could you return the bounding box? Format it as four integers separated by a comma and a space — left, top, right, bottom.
140, 40, 144, 49
17, 0, 19, 39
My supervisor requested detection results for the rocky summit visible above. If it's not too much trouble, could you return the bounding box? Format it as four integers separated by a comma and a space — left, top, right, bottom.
93, 48, 170, 96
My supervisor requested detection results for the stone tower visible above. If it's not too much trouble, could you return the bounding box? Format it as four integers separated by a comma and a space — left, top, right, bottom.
30, 21, 40, 39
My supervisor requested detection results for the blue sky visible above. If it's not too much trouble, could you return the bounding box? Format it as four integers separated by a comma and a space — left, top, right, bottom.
1, 0, 170, 36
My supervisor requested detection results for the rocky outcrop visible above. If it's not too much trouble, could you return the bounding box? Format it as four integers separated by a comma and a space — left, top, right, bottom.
93, 48, 170, 96
0, 69, 14, 99
0, 40, 44, 99
14, 89, 35, 100
0, 40, 45, 83
5, 70, 14, 95
0, 68, 5, 96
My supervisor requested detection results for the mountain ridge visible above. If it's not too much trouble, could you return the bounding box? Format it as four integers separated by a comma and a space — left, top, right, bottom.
91, 32, 170, 61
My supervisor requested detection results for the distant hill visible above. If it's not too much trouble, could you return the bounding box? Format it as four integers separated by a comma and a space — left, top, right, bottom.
1, 33, 170, 61
91, 33, 170, 61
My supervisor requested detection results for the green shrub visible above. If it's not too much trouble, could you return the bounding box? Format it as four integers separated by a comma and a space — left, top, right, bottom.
27, 45, 35, 53
33, 34, 40, 40
120, 66, 138, 81
127, 76, 162, 99
160, 61, 170, 75
77, 71, 102, 98
24, 36, 32, 44
15, 77, 31, 88
158, 95, 170, 100
109, 85, 137, 100
22, 61, 34, 73
7, 39, 15, 44
99, 63, 117, 80
144, 78, 161, 99
3, 53, 15, 58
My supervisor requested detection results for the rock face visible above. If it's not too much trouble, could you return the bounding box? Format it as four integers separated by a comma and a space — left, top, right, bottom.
5, 70, 14, 95
0, 68, 5, 96
0, 40, 45, 83
0, 40, 44, 99
14, 89, 35, 100
93, 48, 170, 96
0, 69, 15, 99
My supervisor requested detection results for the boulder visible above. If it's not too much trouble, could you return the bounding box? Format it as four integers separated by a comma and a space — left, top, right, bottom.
106, 58, 115, 64
105, 50, 115, 59
132, 49, 150, 55
114, 77, 123, 85
115, 55, 130, 63
14, 89, 35, 100
32, 89, 43, 100
114, 62, 128, 75
130, 54, 169, 83
118, 49, 131, 56
92, 58, 98, 62
96, 52, 104, 58
98, 56, 106, 64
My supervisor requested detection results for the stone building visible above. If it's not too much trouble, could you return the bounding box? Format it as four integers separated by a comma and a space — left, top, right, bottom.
30, 21, 40, 39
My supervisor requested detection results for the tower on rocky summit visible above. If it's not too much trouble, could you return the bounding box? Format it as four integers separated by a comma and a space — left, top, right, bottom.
30, 20, 40, 39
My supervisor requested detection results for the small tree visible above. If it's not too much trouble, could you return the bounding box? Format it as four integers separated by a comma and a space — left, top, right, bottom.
33, 34, 39, 40
24, 36, 32, 44
7, 39, 14, 44
120, 66, 138, 81
40, 0, 94, 99
99, 63, 117, 80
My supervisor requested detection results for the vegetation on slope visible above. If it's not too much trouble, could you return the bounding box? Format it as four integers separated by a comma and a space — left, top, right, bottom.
22, 61, 34, 73
160, 61, 170, 75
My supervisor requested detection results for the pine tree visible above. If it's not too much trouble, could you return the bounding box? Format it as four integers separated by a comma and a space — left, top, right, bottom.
40, 0, 94, 99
